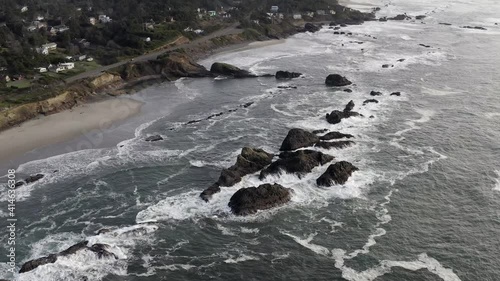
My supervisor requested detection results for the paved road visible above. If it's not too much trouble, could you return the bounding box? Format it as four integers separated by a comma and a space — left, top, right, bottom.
65, 23, 242, 83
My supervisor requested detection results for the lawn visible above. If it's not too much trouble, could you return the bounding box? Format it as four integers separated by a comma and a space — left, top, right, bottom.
6, 80, 31, 89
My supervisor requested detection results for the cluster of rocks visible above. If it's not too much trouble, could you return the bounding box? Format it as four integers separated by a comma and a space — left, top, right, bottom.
199, 89, 362, 215
19, 241, 117, 274
326, 100, 361, 124
14, 174, 45, 188
460, 26, 487, 30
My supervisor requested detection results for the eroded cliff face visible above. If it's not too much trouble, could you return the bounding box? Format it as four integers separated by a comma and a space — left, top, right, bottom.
89, 73, 123, 89
0, 73, 125, 131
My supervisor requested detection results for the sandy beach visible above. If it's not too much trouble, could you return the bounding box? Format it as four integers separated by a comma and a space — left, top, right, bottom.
0, 97, 142, 163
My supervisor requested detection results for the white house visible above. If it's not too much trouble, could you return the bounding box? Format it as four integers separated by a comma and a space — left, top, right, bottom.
27, 25, 37, 32
86, 57, 94, 62
208, 11, 217, 17
194, 29, 204, 35
304, 11, 315, 18
89, 17, 97, 25
316, 10, 326, 15
49, 63, 74, 73
21, 6, 28, 13
98, 15, 112, 23
329, 10, 336, 15
277, 13, 284, 19
35, 67, 48, 73
42, 43, 57, 50
271, 6, 279, 13
293, 13, 302, 20
143, 37, 151, 42
36, 47, 49, 55
252, 19, 260, 24
50, 25, 69, 34
36, 16, 45, 21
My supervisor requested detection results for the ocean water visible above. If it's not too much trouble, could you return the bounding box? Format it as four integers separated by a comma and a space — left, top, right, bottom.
1, 0, 500, 280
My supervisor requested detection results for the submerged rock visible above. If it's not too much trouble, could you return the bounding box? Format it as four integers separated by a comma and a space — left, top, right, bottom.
280, 128, 320, 151
461, 26, 487, 30
19, 241, 116, 273
390, 92, 401, 96
344, 100, 355, 112
316, 161, 359, 187
14, 174, 45, 188
200, 147, 274, 202
325, 74, 352, 86
370, 91, 383, 96
343, 88, 353, 93
145, 135, 163, 142
319, 131, 354, 140
259, 150, 334, 180
275, 71, 302, 79
363, 99, 379, 105
382, 64, 394, 68
388, 14, 411, 21
228, 183, 292, 216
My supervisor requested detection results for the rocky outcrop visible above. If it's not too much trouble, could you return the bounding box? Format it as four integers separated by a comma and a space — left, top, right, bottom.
315, 141, 355, 149
200, 147, 274, 202
210, 62, 256, 78
370, 91, 383, 96
326, 100, 361, 124
390, 92, 401, 96
145, 135, 163, 142
313, 129, 329, 134
276, 71, 302, 79
259, 150, 334, 180
325, 74, 352, 86
157, 52, 212, 78
330, 5, 375, 25
280, 128, 320, 151
319, 131, 354, 140
363, 99, 379, 105
316, 161, 359, 187
19, 241, 116, 273
388, 14, 412, 21
382, 64, 394, 68
304, 23, 321, 33
228, 183, 292, 216
326, 110, 360, 124
461, 26, 487, 30
14, 174, 44, 188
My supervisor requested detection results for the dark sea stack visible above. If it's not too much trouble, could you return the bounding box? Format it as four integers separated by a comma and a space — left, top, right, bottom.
19, 241, 117, 273
19, 254, 58, 273
210, 62, 256, 78
319, 131, 354, 140
228, 183, 292, 216
397, 58, 406, 62
382, 64, 393, 68
275, 71, 302, 79
315, 141, 355, 149
325, 74, 352, 86
344, 89, 353, 93
280, 128, 320, 151
344, 100, 355, 112
316, 161, 359, 187
370, 91, 383, 96
390, 92, 401, 96
145, 135, 163, 142
363, 99, 379, 105
304, 23, 321, 33
326, 110, 360, 124
259, 150, 334, 180
416, 15, 426, 20
389, 14, 411, 21
200, 147, 274, 202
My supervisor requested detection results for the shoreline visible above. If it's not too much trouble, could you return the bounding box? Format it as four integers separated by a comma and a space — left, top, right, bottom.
0, 97, 143, 165
0, 38, 289, 169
